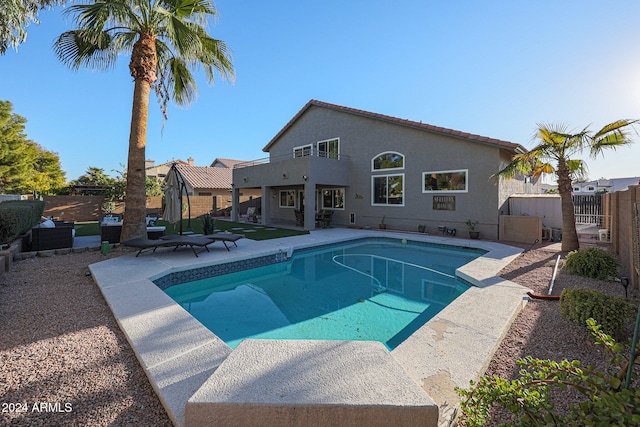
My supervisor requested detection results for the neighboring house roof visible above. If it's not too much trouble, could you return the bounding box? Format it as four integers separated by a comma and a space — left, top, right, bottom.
575, 177, 640, 192
262, 99, 527, 154
174, 163, 232, 190
146, 159, 188, 171
210, 158, 246, 168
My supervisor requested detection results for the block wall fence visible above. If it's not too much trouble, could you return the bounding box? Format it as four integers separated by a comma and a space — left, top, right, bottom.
41, 195, 257, 222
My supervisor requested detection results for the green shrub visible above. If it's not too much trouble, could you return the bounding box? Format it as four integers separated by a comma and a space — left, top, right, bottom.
200, 214, 215, 235
0, 200, 45, 244
456, 319, 640, 426
560, 288, 637, 337
564, 247, 618, 280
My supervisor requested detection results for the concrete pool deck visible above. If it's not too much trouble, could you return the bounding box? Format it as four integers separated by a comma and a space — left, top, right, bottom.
88, 228, 530, 426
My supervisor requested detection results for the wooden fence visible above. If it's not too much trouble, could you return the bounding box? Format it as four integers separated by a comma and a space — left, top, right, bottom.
609, 186, 640, 290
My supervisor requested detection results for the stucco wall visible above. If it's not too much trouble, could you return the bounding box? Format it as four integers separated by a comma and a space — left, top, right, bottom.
264, 105, 530, 238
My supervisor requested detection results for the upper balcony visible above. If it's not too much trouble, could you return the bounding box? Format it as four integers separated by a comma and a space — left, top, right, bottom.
233, 151, 351, 188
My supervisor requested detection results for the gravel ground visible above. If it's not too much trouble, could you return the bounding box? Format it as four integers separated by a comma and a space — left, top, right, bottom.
0, 242, 636, 426
0, 247, 172, 427
480, 242, 640, 425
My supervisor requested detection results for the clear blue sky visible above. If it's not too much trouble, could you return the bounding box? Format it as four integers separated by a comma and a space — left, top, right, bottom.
3, 0, 640, 182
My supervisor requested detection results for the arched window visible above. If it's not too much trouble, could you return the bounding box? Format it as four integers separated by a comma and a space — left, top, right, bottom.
372, 152, 404, 171
371, 152, 404, 206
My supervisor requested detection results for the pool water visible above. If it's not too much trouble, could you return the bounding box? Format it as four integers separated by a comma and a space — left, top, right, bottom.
165, 238, 484, 350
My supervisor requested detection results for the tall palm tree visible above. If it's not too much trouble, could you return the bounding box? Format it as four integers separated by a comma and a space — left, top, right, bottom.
496, 121, 637, 251
54, 0, 234, 240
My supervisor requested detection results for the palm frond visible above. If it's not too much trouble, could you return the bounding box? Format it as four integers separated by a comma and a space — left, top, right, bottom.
199, 35, 234, 83
589, 119, 638, 158
566, 159, 587, 180
492, 154, 533, 180
165, 57, 197, 106
53, 30, 119, 71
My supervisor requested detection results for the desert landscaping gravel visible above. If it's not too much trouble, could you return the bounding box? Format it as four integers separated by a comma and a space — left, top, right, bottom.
0, 247, 172, 426
0, 241, 637, 426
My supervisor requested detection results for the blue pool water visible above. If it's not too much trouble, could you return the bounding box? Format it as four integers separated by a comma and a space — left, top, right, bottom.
164, 238, 484, 350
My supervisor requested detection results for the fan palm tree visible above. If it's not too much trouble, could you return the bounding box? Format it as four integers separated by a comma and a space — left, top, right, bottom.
495, 121, 637, 251
54, 0, 234, 240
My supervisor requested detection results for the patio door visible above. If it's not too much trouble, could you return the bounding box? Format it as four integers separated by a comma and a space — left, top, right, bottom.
298, 190, 305, 211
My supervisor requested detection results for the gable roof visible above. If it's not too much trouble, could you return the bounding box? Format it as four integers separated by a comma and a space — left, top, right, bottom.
210, 158, 246, 168
174, 163, 232, 190
263, 99, 527, 154
146, 159, 188, 171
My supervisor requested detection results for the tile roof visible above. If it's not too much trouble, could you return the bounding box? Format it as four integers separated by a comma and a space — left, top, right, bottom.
146, 159, 188, 171
174, 163, 232, 190
263, 99, 527, 154
210, 158, 246, 168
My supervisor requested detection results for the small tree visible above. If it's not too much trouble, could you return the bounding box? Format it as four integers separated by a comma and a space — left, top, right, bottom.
495, 121, 637, 251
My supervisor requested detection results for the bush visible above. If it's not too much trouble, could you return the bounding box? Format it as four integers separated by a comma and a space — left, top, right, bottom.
456, 319, 640, 426
560, 288, 637, 337
200, 214, 215, 235
564, 247, 618, 280
0, 200, 45, 244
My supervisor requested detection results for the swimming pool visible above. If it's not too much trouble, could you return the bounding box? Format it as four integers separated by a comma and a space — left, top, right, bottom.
164, 238, 485, 349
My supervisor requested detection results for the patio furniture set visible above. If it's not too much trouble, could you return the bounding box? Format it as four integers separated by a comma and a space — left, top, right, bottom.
30, 219, 75, 251
100, 214, 167, 244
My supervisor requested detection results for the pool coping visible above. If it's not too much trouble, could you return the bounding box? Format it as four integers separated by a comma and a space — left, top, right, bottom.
89, 228, 529, 427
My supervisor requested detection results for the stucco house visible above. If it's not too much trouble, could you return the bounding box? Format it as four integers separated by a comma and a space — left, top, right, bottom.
146, 158, 191, 180
231, 100, 537, 239
172, 159, 262, 212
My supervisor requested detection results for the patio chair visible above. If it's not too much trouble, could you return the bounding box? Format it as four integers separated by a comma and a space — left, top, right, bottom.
31, 221, 75, 251
201, 233, 245, 251
246, 207, 258, 223
315, 210, 333, 228
294, 209, 304, 227
100, 213, 122, 224
146, 212, 160, 226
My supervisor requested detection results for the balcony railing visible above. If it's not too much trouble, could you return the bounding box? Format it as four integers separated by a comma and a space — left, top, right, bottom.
234, 151, 350, 169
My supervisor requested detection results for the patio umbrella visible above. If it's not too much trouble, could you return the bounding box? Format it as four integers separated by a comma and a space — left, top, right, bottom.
163, 164, 190, 234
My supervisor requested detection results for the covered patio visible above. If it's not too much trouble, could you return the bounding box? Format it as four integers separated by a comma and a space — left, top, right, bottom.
230, 151, 350, 230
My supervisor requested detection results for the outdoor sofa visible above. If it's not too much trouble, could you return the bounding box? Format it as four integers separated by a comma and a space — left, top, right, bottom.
100, 222, 166, 243
31, 220, 75, 251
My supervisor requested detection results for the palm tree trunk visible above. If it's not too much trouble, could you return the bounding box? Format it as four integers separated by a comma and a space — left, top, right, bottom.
121, 79, 150, 241
557, 158, 579, 251
121, 33, 157, 242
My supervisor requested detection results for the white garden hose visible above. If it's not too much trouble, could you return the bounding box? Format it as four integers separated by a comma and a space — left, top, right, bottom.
548, 254, 561, 296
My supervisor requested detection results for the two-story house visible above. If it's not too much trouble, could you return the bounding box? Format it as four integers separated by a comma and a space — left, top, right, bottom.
231, 100, 535, 239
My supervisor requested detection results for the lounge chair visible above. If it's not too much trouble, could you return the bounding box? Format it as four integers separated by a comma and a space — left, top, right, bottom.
122, 235, 214, 257
201, 233, 244, 251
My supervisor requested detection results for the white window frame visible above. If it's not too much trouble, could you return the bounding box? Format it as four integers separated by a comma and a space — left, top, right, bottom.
293, 144, 313, 158
317, 138, 340, 159
371, 174, 405, 206
371, 151, 405, 172
321, 188, 345, 210
422, 169, 468, 193
279, 190, 296, 208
